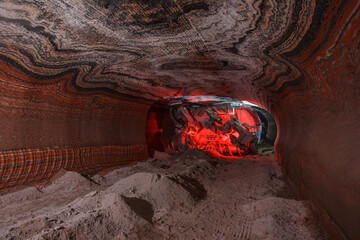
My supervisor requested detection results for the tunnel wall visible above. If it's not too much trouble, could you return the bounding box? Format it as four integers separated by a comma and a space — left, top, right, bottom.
146, 101, 175, 157
274, 1, 360, 239
0, 56, 150, 192
0, 145, 147, 191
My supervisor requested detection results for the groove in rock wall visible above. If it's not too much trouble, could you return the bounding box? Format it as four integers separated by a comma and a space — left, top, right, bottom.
0, 144, 147, 192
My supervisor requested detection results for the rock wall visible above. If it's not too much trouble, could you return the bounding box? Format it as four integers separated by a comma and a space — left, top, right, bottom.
275, 1, 360, 238
0, 49, 151, 191
0, 145, 147, 191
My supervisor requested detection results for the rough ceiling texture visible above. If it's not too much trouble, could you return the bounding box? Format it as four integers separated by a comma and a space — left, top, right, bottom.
0, 0, 321, 103
0, 0, 359, 239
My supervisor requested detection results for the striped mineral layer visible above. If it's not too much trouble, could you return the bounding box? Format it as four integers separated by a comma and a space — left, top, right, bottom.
0, 0, 359, 239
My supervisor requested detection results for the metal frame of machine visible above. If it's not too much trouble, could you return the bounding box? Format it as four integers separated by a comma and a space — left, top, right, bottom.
166, 96, 262, 159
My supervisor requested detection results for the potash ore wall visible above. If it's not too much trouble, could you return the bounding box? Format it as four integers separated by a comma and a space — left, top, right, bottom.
0, 0, 358, 239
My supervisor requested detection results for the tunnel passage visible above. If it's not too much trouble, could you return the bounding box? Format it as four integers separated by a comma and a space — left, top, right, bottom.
0, 0, 359, 239
146, 98, 175, 157
146, 96, 277, 159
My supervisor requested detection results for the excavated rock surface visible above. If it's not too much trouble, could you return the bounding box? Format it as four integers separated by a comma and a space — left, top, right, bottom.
0, 151, 327, 240
0, 1, 358, 238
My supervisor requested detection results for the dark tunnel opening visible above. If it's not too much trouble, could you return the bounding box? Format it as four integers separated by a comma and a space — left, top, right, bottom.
146, 96, 278, 159
146, 98, 174, 157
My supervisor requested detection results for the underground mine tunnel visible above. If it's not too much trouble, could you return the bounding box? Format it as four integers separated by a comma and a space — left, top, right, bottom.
0, 0, 359, 239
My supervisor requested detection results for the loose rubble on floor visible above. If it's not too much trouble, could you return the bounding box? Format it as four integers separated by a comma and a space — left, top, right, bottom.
0, 150, 327, 240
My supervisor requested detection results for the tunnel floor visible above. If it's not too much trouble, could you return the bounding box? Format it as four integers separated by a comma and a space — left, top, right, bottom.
0, 151, 328, 240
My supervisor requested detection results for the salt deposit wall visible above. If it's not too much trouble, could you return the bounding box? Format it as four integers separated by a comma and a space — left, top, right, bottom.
0, 0, 358, 239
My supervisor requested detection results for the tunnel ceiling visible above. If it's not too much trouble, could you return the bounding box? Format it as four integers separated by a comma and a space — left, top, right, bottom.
0, 0, 359, 114
0, 0, 344, 106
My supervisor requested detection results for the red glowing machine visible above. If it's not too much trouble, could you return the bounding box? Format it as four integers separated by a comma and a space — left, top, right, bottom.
167, 96, 262, 159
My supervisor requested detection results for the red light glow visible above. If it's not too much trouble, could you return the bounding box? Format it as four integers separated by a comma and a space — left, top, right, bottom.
171, 104, 261, 159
